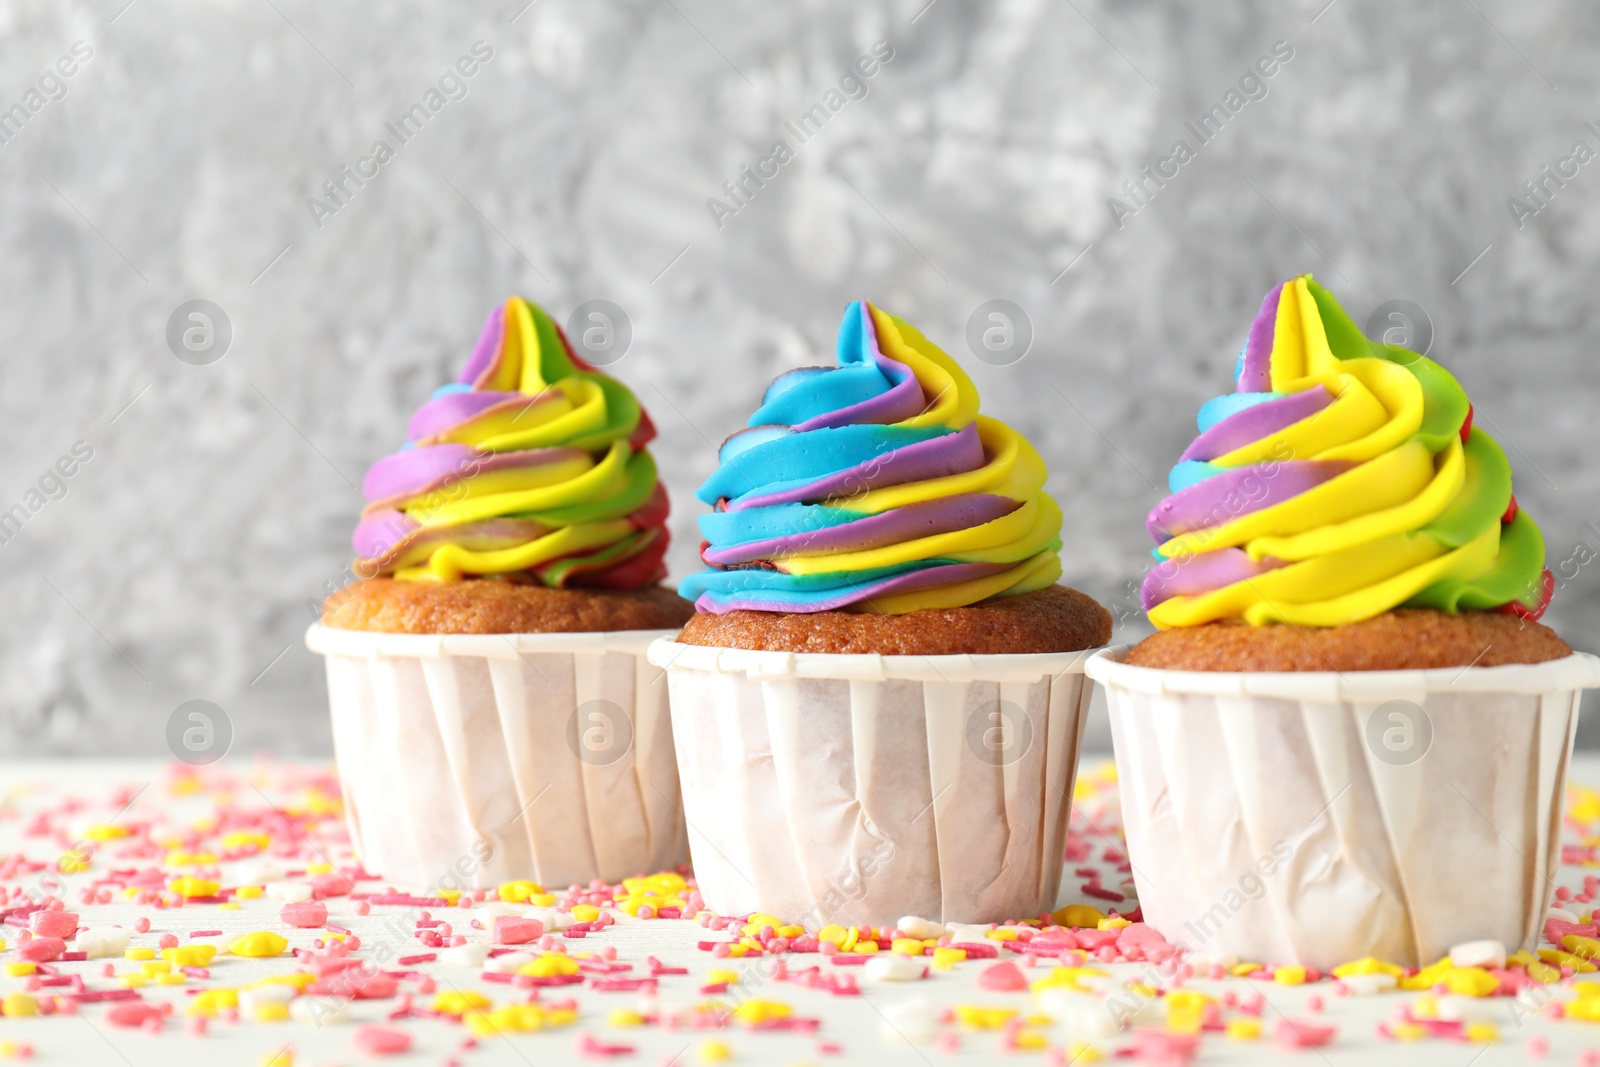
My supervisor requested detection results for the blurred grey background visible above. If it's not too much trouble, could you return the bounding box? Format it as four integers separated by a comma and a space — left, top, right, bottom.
2, 0, 1598, 757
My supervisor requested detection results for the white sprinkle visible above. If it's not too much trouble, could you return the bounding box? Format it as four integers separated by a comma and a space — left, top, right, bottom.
264, 881, 314, 903
438, 942, 491, 968
1449, 939, 1507, 969
863, 955, 926, 982
1338, 973, 1398, 996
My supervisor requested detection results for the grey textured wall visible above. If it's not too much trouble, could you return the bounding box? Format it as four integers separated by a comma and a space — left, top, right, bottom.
3, 0, 1598, 757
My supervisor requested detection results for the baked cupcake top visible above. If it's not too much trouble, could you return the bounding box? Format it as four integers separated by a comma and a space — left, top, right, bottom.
1142, 274, 1551, 629
352, 297, 670, 589
678, 300, 1062, 614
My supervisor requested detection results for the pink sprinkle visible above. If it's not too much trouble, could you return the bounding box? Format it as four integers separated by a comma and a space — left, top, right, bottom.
133, 917, 151, 934
396, 954, 437, 966
17, 937, 66, 963
158, 933, 179, 949
977, 961, 1029, 992
1527, 1035, 1550, 1058
281, 901, 329, 928
189, 930, 223, 938
1274, 1019, 1336, 1050
494, 916, 544, 945
29, 911, 78, 939
1306, 995, 1324, 1013
186, 1015, 207, 1037
355, 901, 371, 917
353, 1026, 413, 1056
937, 1032, 960, 1053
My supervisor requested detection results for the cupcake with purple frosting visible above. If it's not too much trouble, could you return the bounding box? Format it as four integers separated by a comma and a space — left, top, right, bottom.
308, 297, 690, 890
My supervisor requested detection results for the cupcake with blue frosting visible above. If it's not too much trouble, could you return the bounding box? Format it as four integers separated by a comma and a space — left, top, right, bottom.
650, 301, 1108, 928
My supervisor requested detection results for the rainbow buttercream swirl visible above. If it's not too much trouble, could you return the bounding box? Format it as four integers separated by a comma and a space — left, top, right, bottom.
353, 297, 669, 588
678, 300, 1062, 614
1142, 274, 1552, 629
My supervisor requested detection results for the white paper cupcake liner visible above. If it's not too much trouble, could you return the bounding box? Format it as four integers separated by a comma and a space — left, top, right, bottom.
1086, 647, 1600, 970
646, 639, 1099, 928
306, 624, 687, 890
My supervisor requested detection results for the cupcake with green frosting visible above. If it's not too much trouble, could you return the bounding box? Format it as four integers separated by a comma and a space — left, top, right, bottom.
1087, 275, 1600, 971
308, 297, 690, 891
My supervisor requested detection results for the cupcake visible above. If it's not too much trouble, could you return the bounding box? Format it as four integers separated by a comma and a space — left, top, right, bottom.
648, 300, 1110, 928
307, 297, 693, 891
1086, 274, 1600, 969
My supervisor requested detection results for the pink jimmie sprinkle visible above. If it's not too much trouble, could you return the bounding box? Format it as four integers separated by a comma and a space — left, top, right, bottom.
577, 1032, 634, 1058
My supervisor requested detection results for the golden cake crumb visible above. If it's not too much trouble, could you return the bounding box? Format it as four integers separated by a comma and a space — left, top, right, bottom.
674, 585, 1111, 655
322, 578, 695, 635
1124, 608, 1572, 672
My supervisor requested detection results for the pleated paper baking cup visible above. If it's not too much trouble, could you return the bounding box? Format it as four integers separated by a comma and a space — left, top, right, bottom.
306, 624, 687, 890
646, 639, 1100, 929
1086, 647, 1600, 971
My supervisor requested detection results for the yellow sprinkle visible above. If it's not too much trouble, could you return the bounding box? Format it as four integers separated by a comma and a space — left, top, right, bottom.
1065, 1044, 1103, 1063
1166, 991, 1215, 1012
218, 902, 243, 911
220, 831, 270, 850
1, 993, 38, 1017
119, 974, 148, 988
608, 1009, 647, 1027
124, 947, 156, 961
1567, 998, 1600, 1022
163, 945, 219, 968
706, 968, 739, 986
228, 932, 289, 958
817, 924, 850, 950
851, 941, 879, 954
1274, 965, 1307, 985
1391, 1022, 1428, 1042
1465, 1022, 1499, 1043
156, 972, 187, 986
1097, 916, 1131, 931
498, 880, 545, 904
1031, 967, 1109, 994
4, 963, 36, 977
1332, 957, 1404, 979
1564, 934, 1600, 960
188, 989, 240, 1016
234, 886, 264, 900
434, 991, 493, 1016
955, 1005, 1017, 1030
305, 862, 334, 875
168, 876, 220, 895
519, 953, 581, 978
438, 889, 461, 905
259, 1043, 294, 1066
986, 928, 1019, 942
931, 947, 967, 970
891, 939, 925, 955
1014, 1030, 1048, 1050
571, 904, 601, 923
1231, 962, 1264, 977
528, 893, 557, 907
1527, 961, 1562, 984
1222, 1016, 1262, 1040
697, 1039, 733, 1064
254, 973, 316, 992
731, 1000, 791, 1025
1052, 904, 1106, 929
140, 960, 173, 976
83, 824, 130, 841
778, 925, 804, 939
1538, 948, 1598, 973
